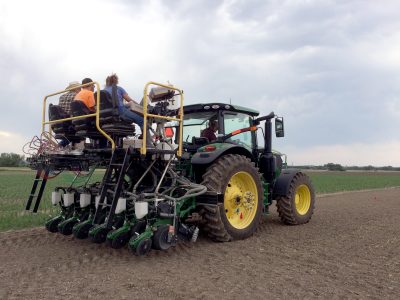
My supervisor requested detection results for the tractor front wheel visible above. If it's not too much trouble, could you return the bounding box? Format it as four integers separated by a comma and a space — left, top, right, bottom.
201, 154, 264, 242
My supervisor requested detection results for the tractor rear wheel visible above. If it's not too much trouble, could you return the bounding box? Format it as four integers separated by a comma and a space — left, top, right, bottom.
201, 154, 263, 242
276, 172, 315, 225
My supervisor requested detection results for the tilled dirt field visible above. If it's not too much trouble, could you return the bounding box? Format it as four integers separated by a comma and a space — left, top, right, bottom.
1, 188, 399, 299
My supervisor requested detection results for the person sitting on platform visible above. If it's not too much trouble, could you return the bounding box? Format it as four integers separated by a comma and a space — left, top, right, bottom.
59, 81, 80, 115
104, 73, 144, 129
74, 78, 96, 112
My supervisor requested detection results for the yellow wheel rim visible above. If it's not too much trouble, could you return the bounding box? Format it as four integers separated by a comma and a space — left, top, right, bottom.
295, 184, 311, 215
224, 171, 258, 229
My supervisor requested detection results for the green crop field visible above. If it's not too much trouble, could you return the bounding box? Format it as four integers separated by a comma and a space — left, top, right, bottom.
306, 170, 400, 194
1, 168, 400, 231
0, 168, 104, 232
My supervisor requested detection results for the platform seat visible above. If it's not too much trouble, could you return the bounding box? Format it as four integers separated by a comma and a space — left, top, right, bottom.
70, 100, 103, 139
98, 88, 135, 137
48, 104, 82, 143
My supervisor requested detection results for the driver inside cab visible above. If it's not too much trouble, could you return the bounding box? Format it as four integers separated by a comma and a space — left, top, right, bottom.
201, 119, 218, 142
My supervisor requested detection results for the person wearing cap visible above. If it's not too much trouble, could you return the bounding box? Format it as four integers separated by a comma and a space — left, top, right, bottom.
58, 81, 80, 115
74, 78, 96, 112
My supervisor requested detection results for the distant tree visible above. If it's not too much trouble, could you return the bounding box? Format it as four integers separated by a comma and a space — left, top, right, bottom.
381, 166, 393, 171
0, 153, 26, 167
364, 165, 376, 171
325, 163, 345, 171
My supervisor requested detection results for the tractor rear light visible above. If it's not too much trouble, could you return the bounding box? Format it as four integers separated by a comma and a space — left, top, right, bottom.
204, 145, 216, 152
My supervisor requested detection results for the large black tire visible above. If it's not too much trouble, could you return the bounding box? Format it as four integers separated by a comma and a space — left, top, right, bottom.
201, 154, 264, 242
276, 172, 315, 225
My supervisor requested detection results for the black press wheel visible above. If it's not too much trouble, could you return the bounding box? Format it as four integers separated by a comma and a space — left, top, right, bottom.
58, 219, 78, 236
109, 232, 130, 249
90, 227, 109, 244
135, 238, 152, 256
73, 223, 93, 239
45, 216, 63, 233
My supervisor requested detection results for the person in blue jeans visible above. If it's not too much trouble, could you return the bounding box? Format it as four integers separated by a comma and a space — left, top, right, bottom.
104, 73, 144, 128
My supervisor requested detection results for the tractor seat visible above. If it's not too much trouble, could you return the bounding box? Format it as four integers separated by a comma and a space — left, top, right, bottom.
98, 89, 135, 136
48, 104, 82, 143
70, 100, 102, 139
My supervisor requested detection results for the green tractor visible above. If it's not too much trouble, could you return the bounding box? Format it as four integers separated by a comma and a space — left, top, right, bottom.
180, 103, 315, 241
25, 81, 315, 255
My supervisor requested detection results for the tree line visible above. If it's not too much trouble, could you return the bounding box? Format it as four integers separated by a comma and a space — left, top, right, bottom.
293, 163, 400, 171
0, 153, 27, 167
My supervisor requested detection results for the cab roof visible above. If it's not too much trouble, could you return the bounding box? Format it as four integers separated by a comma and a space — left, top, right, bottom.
183, 103, 259, 117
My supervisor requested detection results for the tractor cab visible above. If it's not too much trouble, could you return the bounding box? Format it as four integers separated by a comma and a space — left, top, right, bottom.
182, 103, 259, 154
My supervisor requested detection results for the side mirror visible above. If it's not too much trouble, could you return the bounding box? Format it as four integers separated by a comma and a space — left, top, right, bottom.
275, 117, 284, 137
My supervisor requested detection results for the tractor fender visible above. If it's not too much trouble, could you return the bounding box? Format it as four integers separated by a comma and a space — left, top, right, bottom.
191, 143, 253, 165
272, 168, 302, 199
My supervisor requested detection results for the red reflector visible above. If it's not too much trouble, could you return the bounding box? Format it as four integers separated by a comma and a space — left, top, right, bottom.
165, 127, 174, 138
240, 212, 243, 219
204, 145, 216, 152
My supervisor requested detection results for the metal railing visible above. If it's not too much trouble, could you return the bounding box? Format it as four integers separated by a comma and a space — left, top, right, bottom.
41, 81, 184, 154
41, 81, 116, 149
141, 81, 184, 157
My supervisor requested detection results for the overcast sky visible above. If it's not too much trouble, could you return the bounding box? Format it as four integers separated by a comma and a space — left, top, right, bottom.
1, 0, 400, 166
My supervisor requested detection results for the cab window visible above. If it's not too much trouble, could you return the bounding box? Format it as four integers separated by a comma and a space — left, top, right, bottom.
224, 113, 252, 148
183, 112, 218, 143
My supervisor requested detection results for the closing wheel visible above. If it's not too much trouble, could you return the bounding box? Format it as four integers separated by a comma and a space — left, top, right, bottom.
152, 225, 171, 251
135, 238, 152, 256
201, 154, 264, 242
276, 172, 315, 225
